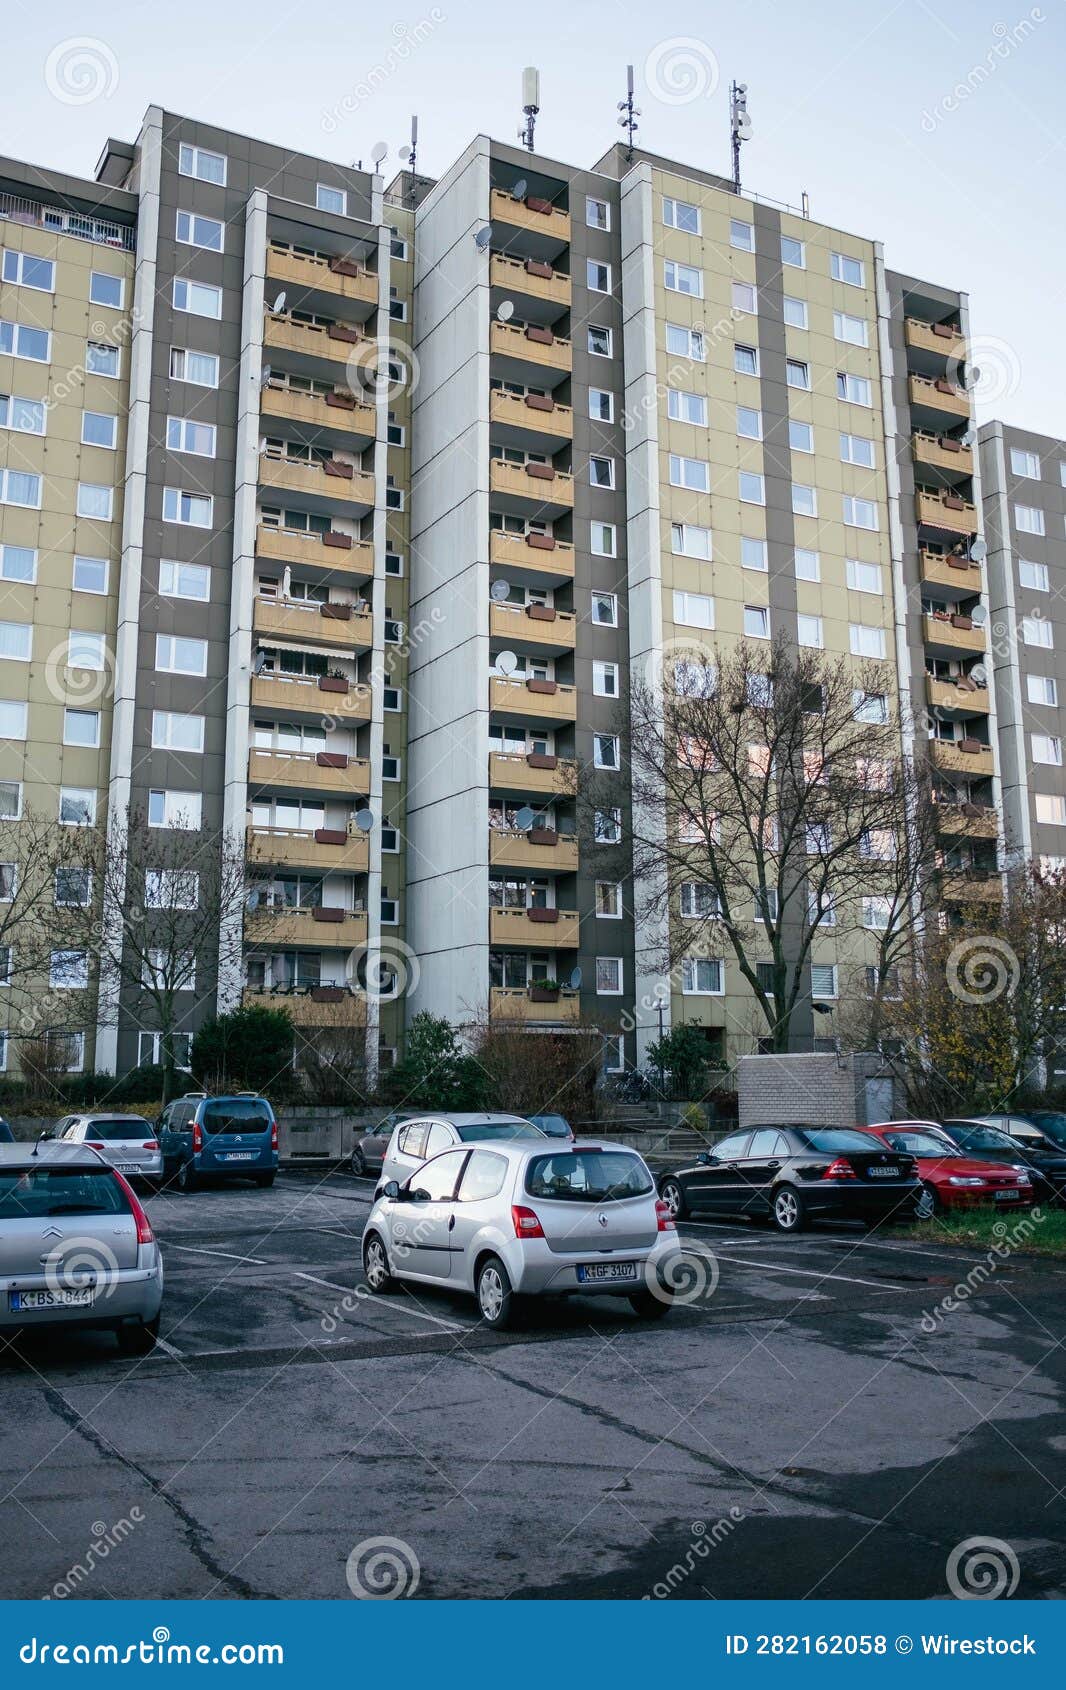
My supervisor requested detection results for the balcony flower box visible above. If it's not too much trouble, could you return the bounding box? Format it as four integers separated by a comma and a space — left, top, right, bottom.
525, 196, 554, 216
524, 324, 555, 346
960, 738, 984, 754
329, 256, 364, 278
312, 906, 345, 924
527, 907, 560, 924
325, 389, 357, 410
323, 530, 352, 549
524, 393, 555, 413
314, 827, 348, 846
318, 676, 349, 695
526, 752, 557, 770
324, 458, 354, 479
934, 377, 958, 396
933, 322, 959, 338
526, 678, 558, 695
527, 604, 557, 622
951, 614, 974, 630
942, 493, 966, 511
328, 322, 361, 344
948, 555, 975, 570
524, 461, 556, 481
525, 258, 554, 279
525, 532, 556, 551
938, 435, 962, 453
527, 827, 558, 847
316, 751, 349, 768
529, 985, 560, 1003
320, 602, 352, 620
311, 986, 345, 1004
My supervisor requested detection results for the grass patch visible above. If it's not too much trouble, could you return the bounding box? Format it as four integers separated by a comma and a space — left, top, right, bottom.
887, 1205, 1066, 1258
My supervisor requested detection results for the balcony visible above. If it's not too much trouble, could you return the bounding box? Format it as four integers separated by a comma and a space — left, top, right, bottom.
935, 804, 999, 840
490, 828, 579, 872
940, 870, 1003, 905
918, 551, 982, 597
488, 751, 577, 798
249, 673, 372, 723
908, 373, 970, 423
253, 596, 373, 650
489, 676, 578, 722
242, 986, 367, 1028
266, 244, 377, 313
256, 524, 374, 581
246, 905, 368, 948
246, 825, 370, 874
490, 388, 573, 450
490, 907, 579, 949
261, 383, 376, 448
490, 251, 571, 316
912, 430, 973, 478
489, 985, 580, 1024
928, 739, 995, 778
489, 530, 575, 582
489, 602, 576, 652
264, 313, 367, 376
490, 319, 572, 386
923, 613, 986, 656
489, 187, 570, 256
259, 454, 375, 514
248, 747, 371, 796
489, 458, 573, 518
905, 317, 964, 362
915, 489, 978, 537
926, 677, 990, 716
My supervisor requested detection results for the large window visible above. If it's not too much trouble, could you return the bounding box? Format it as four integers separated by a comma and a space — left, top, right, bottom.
172, 278, 222, 319
0, 320, 50, 362
179, 143, 227, 184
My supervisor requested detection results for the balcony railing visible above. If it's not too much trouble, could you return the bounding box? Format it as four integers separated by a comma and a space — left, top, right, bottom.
246, 905, 369, 947
256, 524, 374, 578
266, 244, 377, 308
248, 747, 371, 795
923, 612, 986, 654
490, 907, 580, 948
241, 986, 367, 1027
489, 828, 579, 871
253, 595, 373, 649
489, 602, 576, 649
926, 676, 990, 716
489, 531, 575, 577
489, 187, 571, 243
261, 384, 376, 439
488, 751, 577, 797
489, 458, 574, 509
259, 454, 375, 508
249, 672, 372, 723
908, 373, 970, 420
489, 675, 578, 721
490, 319, 572, 374
928, 739, 994, 777
489, 251, 571, 308
246, 824, 370, 873
0, 191, 135, 250
915, 489, 978, 536
489, 985, 580, 1023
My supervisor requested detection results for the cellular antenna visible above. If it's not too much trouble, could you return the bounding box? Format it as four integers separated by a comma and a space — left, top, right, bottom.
398, 114, 418, 176
617, 64, 640, 162
730, 81, 753, 194
519, 66, 540, 152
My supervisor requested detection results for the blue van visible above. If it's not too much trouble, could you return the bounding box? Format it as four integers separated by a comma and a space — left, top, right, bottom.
158, 1093, 278, 1193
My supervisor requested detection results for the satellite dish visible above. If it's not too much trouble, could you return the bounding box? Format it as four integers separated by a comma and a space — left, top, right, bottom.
567, 966, 582, 991
474, 224, 493, 250
495, 649, 518, 677
490, 579, 511, 602
969, 537, 988, 564
271, 291, 286, 314
971, 663, 988, 686
260, 364, 272, 386
252, 647, 267, 676
971, 604, 988, 626
245, 888, 261, 911
496, 299, 515, 322
512, 177, 528, 201
399, 146, 412, 162
370, 142, 388, 165
960, 426, 976, 447
963, 364, 981, 390
515, 805, 536, 831
354, 807, 374, 832
734, 115, 753, 140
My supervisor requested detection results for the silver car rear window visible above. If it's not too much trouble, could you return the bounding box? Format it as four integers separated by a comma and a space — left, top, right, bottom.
525, 1151, 653, 1202
84, 1118, 152, 1141
0, 1169, 128, 1219
455, 1122, 542, 1142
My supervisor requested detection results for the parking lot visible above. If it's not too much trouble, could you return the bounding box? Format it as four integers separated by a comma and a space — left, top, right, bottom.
2, 1168, 1065, 1600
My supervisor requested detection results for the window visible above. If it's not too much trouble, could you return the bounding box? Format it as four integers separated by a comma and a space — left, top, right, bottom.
1014, 504, 1045, 535
792, 484, 817, 518
673, 591, 714, 630
840, 432, 875, 468
148, 789, 202, 830
786, 359, 810, 390
595, 957, 623, 995
159, 560, 210, 601
783, 295, 808, 329
163, 487, 213, 527
589, 455, 615, 489
797, 614, 823, 649
586, 196, 609, 230
151, 711, 205, 753
1011, 447, 1040, 479
1036, 794, 1066, 825
145, 870, 199, 910
55, 867, 91, 907
1032, 735, 1063, 766
736, 405, 762, 440
595, 881, 622, 918
156, 634, 208, 676
668, 389, 707, 425
668, 323, 705, 361
1019, 559, 1049, 591
381, 825, 399, 853
850, 624, 887, 659
50, 950, 89, 990
789, 420, 813, 453
834, 310, 868, 346
80, 411, 117, 450
144, 950, 197, 992
0, 395, 45, 435
59, 788, 95, 826
589, 388, 614, 422
592, 661, 619, 698
67, 630, 105, 670
0, 703, 27, 739
741, 537, 767, 572
860, 827, 895, 860
169, 347, 219, 388
0, 622, 31, 662
176, 209, 224, 251
0, 470, 41, 508
1022, 616, 1053, 648
671, 521, 712, 559
830, 252, 865, 286
586, 259, 611, 293
0, 545, 36, 584
166, 416, 216, 457
662, 196, 700, 233
172, 278, 222, 319
730, 218, 754, 251
731, 280, 756, 314
594, 734, 621, 770
744, 605, 770, 640
85, 341, 118, 375
76, 484, 113, 520
853, 690, 888, 723
666, 261, 703, 298
2, 251, 54, 291
681, 958, 723, 995
0, 779, 23, 817
179, 143, 227, 184
381, 897, 399, 925
590, 521, 616, 556
594, 809, 622, 844
382, 755, 401, 781
315, 184, 347, 215
812, 963, 838, 999
383, 686, 401, 712
1027, 675, 1058, 706
591, 591, 618, 626
63, 709, 100, 748
680, 882, 720, 919
739, 471, 765, 505
862, 896, 892, 931
846, 558, 882, 594
0, 320, 50, 362
795, 549, 820, 582
73, 555, 108, 594
602, 1034, 624, 1074
844, 495, 879, 530
734, 344, 758, 376
669, 454, 710, 493
587, 325, 612, 358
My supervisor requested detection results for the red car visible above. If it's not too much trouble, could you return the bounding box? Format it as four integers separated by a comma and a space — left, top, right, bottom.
862, 1122, 1033, 1220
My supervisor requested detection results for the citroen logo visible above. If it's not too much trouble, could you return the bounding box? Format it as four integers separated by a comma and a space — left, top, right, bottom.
41, 1226, 62, 1240
598, 1213, 608, 1229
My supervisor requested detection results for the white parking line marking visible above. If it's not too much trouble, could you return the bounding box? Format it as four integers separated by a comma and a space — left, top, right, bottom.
153, 1335, 184, 1358
712, 1254, 905, 1291
292, 1271, 465, 1332
166, 1244, 268, 1265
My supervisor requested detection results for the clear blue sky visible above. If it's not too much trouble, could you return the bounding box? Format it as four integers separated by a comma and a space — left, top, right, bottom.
4, 0, 1063, 436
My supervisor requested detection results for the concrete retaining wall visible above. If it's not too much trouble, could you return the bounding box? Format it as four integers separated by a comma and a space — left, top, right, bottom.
737, 1053, 896, 1130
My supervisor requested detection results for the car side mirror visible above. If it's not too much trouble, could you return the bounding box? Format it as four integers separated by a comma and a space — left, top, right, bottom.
383, 1179, 400, 1200
697, 1152, 711, 1165
408, 1187, 431, 1203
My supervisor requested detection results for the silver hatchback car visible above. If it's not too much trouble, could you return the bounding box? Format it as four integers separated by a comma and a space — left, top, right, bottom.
0, 1143, 163, 1354
54, 1113, 163, 1185
363, 1140, 682, 1328
378, 1112, 547, 1190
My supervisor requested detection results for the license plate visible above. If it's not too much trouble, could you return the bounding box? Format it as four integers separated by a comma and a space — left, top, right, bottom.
224, 1152, 255, 1161
10, 1288, 95, 1311
576, 1261, 638, 1283
868, 1167, 899, 1178
994, 1190, 1021, 1201
116, 1164, 141, 1173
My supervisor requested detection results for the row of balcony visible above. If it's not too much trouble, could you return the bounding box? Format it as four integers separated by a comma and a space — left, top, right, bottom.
249, 673, 371, 722
490, 907, 579, 948
253, 596, 373, 650
245, 905, 368, 948
259, 453, 375, 515
242, 986, 367, 1028
267, 243, 378, 312
248, 747, 370, 797
257, 525, 375, 582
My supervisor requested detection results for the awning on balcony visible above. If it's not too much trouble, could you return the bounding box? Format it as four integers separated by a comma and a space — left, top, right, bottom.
257, 638, 359, 662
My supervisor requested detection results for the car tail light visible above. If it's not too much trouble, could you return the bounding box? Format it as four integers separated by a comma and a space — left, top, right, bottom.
85, 1141, 105, 1150
512, 1205, 545, 1239
113, 1171, 155, 1246
192, 1119, 203, 1152
656, 1198, 676, 1232
142, 1141, 158, 1151
823, 1157, 858, 1181
270, 1118, 278, 1151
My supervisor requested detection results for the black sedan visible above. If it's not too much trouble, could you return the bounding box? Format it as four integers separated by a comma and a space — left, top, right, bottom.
942, 1118, 1066, 1206
659, 1125, 919, 1233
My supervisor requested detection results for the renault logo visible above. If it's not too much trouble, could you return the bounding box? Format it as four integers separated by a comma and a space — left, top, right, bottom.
597, 1213, 608, 1229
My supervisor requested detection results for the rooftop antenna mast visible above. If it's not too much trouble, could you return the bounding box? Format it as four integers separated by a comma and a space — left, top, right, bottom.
399, 115, 418, 176
730, 80, 752, 194
617, 64, 640, 161
519, 66, 540, 152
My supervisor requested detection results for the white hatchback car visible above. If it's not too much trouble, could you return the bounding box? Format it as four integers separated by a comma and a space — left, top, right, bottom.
378, 1112, 547, 1190
362, 1140, 682, 1328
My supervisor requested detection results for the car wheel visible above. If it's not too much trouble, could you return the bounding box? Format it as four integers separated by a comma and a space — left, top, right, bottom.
476, 1255, 519, 1330
915, 1182, 939, 1221
628, 1289, 673, 1320
350, 1148, 366, 1177
660, 1178, 687, 1221
771, 1184, 806, 1233
362, 1233, 397, 1294
176, 1160, 198, 1195
255, 1172, 275, 1189
116, 1317, 159, 1356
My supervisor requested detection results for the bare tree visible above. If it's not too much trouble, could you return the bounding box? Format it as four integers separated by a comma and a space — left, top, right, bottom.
0, 808, 94, 995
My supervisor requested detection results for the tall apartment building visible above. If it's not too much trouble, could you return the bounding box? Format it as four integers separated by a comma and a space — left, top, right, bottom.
0, 108, 1009, 1082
